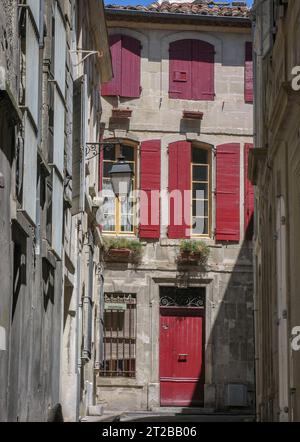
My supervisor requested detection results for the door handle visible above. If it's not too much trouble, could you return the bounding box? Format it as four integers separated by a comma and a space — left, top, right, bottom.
178, 353, 188, 361
178, 354, 188, 356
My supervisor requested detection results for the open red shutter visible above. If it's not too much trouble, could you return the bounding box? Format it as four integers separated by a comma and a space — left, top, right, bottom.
244, 143, 254, 239
216, 143, 240, 241
245, 42, 253, 103
168, 141, 191, 239
121, 35, 141, 98
169, 40, 192, 99
139, 140, 161, 238
101, 35, 122, 96
192, 40, 215, 101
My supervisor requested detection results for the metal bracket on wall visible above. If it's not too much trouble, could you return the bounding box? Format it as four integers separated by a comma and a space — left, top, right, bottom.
69, 49, 103, 67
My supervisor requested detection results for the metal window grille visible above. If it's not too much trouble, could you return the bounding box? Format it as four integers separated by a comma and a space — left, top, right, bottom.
100, 293, 136, 377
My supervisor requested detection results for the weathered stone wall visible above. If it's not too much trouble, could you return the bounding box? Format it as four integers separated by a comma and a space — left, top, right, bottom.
252, 0, 300, 421
97, 19, 254, 412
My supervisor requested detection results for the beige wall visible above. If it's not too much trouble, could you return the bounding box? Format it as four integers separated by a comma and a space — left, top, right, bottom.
97, 18, 255, 412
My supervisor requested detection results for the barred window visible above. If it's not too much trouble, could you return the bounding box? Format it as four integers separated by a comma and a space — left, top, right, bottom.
100, 293, 136, 378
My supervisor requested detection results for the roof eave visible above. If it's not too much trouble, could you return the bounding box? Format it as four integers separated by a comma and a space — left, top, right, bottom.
105, 8, 251, 27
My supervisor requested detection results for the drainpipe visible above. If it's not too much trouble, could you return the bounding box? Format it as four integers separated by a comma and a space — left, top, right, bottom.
75, 219, 83, 421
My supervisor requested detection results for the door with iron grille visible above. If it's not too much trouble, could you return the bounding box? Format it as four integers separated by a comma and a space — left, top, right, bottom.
159, 287, 205, 406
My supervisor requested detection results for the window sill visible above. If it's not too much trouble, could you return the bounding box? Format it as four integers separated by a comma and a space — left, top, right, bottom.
96, 377, 143, 388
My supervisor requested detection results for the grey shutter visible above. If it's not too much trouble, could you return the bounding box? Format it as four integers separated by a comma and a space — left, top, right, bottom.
27, 0, 41, 30
72, 75, 87, 215
23, 114, 38, 223
54, 4, 66, 96
51, 171, 64, 258
53, 88, 65, 175
26, 12, 39, 126
83, 232, 94, 359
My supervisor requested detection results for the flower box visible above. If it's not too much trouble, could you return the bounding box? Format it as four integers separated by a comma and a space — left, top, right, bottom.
179, 251, 202, 263
111, 108, 132, 119
182, 111, 204, 120
177, 240, 210, 265
108, 248, 131, 257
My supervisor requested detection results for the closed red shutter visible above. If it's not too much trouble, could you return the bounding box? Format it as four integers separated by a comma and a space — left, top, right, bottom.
168, 141, 191, 239
192, 40, 215, 100
121, 35, 141, 98
139, 140, 161, 238
245, 42, 253, 103
169, 40, 192, 99
216, 143, 240, 242
244, 143, 254, 239
101, 34, 122, 96
98, 132, 104, 192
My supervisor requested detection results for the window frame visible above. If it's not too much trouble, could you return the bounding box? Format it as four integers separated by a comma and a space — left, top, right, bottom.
190, 144, 212, 238
100, 293, 137, 378
102, 141, 138, 236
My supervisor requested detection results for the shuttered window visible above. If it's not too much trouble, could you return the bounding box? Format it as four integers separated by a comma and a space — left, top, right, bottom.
82, 232, 94, 360
216, 144, 240, 242
72, 75, 87, 215
101, 144, 136, 233
191, 146, 211, 236
139, 140, 161, 239
27, 0, 41, 31
25, 10, 39, 126
53, 89, 65, 175
244, 143, 254, 239
169, 39, 215, 101
245, 42, 253, 103
51, 170, 64, 257
168, 141, 191, 239
23, 114, 38, 223
101, 35, 141, 98
50, 2, 66, 258
21, 3, 41, 224
54, 3, 66, 96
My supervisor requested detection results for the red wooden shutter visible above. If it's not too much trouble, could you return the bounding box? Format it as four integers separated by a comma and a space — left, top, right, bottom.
192, 40, 215, 101
98, 132, 104, 192
121, 35, 141, 98
169, 40, 192, 99
101, 34, 122, 96
245, 42, 253, 103
168, 141, 191, 239
216, 143, 240, 242
244, 143, 254, 239
139, 140, 161, 238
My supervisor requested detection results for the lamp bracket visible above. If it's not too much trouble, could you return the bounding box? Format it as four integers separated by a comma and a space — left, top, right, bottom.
70, 49, 103, 67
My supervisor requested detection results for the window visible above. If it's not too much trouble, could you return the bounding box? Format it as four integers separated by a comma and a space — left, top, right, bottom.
169, 39, 215, 101
100, 293, 136, 378
191, 146, 211, 236
168, 141, 211, 239
101, 34, 141, 98
102, 143, 136, 234
245, 42, 253, 103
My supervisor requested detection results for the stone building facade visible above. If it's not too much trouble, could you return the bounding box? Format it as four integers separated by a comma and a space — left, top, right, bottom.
0, 0, 112, 422
250, 0, 300, 422
97, 1, 255, 412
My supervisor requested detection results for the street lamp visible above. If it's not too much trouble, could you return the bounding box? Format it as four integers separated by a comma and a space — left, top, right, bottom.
109, 155, 134, 198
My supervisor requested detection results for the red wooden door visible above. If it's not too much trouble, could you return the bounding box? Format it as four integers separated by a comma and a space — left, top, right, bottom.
160, 308, 204, 406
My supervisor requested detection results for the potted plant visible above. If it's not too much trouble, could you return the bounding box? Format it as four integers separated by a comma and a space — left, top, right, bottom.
178, 240, 210, 265
103, 237, 143, 262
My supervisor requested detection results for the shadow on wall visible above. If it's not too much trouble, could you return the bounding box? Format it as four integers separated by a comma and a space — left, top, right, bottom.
188, 235, 255, 410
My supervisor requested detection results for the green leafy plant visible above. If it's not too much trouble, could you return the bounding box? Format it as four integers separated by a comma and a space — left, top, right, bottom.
103, 237, 143, 259
179, 240, 210, 264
